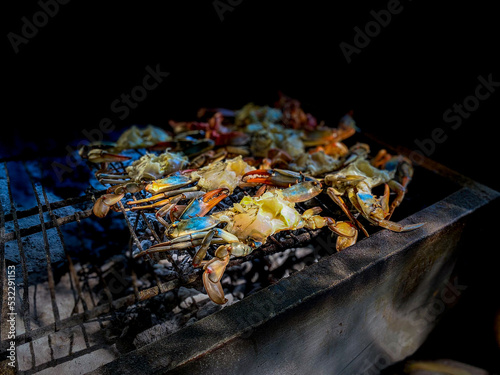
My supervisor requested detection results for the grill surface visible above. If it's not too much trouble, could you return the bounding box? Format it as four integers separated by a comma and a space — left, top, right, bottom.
1, 135, 497, 374
0, 153, 332, 374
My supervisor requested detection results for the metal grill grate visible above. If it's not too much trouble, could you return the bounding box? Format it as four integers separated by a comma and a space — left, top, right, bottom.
0, 159, 327, 374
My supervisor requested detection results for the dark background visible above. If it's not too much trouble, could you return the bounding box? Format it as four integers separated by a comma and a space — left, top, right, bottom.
3, 0, 500, 372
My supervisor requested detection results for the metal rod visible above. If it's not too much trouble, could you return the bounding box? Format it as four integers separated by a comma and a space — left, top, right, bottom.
1, 209, 94, 242
40, 185, 91, 348
2, 190, 106, 223
4, 162, 36, 368
24, 163, 61, 331
2, 273, 198, 348
131, 193, 182, 276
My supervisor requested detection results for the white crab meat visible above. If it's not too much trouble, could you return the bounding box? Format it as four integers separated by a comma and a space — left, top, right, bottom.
214, 190, 304, 243
126, 151, 188, 181
289, 150, 342, 176
116, 125, 171, 149
191, 155, 254, 193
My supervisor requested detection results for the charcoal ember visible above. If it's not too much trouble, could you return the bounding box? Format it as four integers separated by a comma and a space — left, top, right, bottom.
153, 266, 177, 278
140, 239, 153, 250
294, 246, 315, 259
179, 292, 210, 309
232, 283, 246, 300
177, 286, 202, 300
162, 291, 176, 304
126, 211, 157, 233
267, 248, 294, 271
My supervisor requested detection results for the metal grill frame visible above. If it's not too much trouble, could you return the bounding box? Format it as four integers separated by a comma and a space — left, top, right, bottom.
0, 154, 328, 374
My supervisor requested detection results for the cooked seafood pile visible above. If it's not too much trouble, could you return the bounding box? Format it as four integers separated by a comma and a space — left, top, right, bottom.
83, 93, 423, 304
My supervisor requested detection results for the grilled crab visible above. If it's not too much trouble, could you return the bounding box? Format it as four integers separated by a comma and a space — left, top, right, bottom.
324, 157, 424, 236
134, 180, 356, 304
125, 156, 254, 226
92, 150, 189, 218
242, 159, 423, 240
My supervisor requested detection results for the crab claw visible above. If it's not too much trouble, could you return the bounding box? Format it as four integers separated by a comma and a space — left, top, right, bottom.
242, 169, 309, 188
145, 174, 193, 195
204, 254, 230, 284
86, 149, 131, 164
333, 222, 358, 251
203, 271, 228, 305
92, 193, 124, 218
282, 180, 322, 203
180, 188, 230, 219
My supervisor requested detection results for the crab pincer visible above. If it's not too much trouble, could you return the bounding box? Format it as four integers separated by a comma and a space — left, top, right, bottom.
180, 188, 230, 219
242, 169, 307, 188
92, 193, 125, 218
243, 169, 322, 203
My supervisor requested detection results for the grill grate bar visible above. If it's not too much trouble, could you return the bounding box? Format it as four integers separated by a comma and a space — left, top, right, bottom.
4, 162, 36, 368
24, 163, 61, 331
131, 193, 182, 276
117, 201, 143, 254
227, 228, 324, 268
40, 185, 82, 313
2, 190, 106, 224
3, 271, 198, 347
2, 209, 95, 242
0, 153, 338, 372
40, 184, 92, 349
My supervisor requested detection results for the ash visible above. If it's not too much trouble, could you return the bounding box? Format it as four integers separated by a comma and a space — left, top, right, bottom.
107, 243, 322, 351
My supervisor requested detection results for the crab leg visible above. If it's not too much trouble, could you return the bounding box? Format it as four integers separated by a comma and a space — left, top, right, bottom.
87, 150, 131, 164
127, 191, 203, 212
386, 180, 406, 220
99, 179, 132, 185
327, 188, 369, 237
155, 195, 191, 228
126, 187, 200, 205
376, 219, 424, 232
380, 183, 391, 218
165, 228, 240, 245
134, 237, 228, 258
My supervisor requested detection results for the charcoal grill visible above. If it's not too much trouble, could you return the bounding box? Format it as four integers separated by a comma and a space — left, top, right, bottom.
0, 135, 498, 375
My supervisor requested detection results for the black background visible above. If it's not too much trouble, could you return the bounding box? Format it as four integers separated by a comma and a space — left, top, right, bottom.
3, 0, 500, 372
